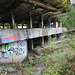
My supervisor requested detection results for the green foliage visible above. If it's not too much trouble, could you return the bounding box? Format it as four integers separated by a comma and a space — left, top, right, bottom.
43, 33, 75, 75
1, 33, 75, 75
69, 42, 75, 48
48, 35, 56, 50
60, 5, 75, 31
64, 33, 70, 38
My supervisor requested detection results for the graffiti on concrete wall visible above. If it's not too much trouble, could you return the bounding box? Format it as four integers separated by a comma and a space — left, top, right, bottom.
0, 40, 27, 63
26, 30, 31, 39
0, 33, 2, 44
0, 29, 43, 44
3, 35, 18, 42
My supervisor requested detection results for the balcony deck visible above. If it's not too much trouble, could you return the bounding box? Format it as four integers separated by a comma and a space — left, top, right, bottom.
0, 28, 67, 44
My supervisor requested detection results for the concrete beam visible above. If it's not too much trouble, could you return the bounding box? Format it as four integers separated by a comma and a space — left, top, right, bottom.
0, 28, 68, 44
19, 0, 57, 11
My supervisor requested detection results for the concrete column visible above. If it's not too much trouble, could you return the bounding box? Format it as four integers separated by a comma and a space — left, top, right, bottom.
11, 11, 15, 29
59, 33, 62, 39
48, 35, 51, 42
3, 23, 4, 29
56, 22, 58, 28
30, 11, 33, 50
50, 18, 51, 28
47, 16, 51, 28
42, 14, 44, 28
55, 34, 58, 41
42, 37, 44, 47
60, 22, 62, 28
42, 14, 44, 47
22, 24, 23, 29
30, 11, 32, 29
16, 23, 18, 29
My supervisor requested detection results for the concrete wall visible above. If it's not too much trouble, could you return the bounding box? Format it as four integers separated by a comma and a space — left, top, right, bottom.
0, 40, 27, 63
0, 28, 67, 44
0, 28, 68, 63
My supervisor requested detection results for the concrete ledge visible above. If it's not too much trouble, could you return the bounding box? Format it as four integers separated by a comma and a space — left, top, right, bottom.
0, 28, 67, 44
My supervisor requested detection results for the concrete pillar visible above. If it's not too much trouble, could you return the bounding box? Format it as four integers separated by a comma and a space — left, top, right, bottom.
30, 11, 33, 50
47, 16, 51, 28
60, 22, 62, 28
30, 11, 32, 29
60, 33, 63, 39
50, 18, 51, 28
22, 24, 23, 29
11, 11, 15, 29
42, 14, 44, 47
16, 23, 18, 29
48, 35, 51, 43
3, 23, 4, 29
42, 14, 44, 28
55, 34, 58, 41
56, 22, 58, 28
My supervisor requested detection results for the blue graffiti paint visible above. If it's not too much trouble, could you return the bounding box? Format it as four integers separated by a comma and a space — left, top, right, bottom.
0, 34, 2, 37
20, 41, 25, 46
0, 39, 1, 41
0, 33, 2, 44
2, 39, 10, 42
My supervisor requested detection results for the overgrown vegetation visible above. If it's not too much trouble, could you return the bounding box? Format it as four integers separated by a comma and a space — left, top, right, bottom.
60, 4, 75, 31
0, 33, 75, 75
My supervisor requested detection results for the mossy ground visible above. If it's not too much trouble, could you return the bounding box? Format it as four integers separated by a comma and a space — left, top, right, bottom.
0, 32, 75, 75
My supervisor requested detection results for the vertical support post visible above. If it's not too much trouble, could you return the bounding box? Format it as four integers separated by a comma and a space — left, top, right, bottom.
48, 35, 51, 42
56, 22, 58, 28
60, 22, 62, 28
16, 23, 18, 29
55, 34, 58, 41
22, 24, 23, 29
50, 17, 51, 28
42, 36, 44, 47
31, 39, 34, 50
42, 14, 44, 47
30, 11, 32, 29
47, 16, 51, 28
60, 33, 62, 39
3, 23, 4, 29
11, 11, 15, 29
30, 11, 33, 50
42, 14, 44, 28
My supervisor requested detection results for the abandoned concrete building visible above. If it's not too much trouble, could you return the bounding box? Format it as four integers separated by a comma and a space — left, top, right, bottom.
0, 0, 68, 63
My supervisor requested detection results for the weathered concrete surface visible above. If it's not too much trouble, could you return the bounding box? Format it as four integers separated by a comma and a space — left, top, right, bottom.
0, 40, 27, 63
0, 28, 67, 44
35, 63, 48, 75
0, 67, 18, 74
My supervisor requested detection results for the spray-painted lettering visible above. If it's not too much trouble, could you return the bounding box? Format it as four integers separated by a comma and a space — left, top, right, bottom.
3, 35, 18, 42
0, 40, 27, 63
3, 35, 18, 40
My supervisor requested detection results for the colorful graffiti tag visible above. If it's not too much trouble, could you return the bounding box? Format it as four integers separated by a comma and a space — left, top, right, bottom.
0, 40, 27, 63
0, 46, 25, 59
2, 35, 18, 42
0, 34, 2, 44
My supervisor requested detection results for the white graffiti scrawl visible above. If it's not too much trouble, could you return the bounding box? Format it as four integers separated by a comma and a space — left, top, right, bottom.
0, 40, 27, 63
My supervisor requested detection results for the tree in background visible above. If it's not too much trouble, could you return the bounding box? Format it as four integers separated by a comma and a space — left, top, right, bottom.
60, 4, 75, 31
59, 4, 75, 40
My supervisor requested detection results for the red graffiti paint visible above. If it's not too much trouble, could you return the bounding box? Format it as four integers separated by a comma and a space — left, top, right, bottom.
3, 35, 18, 40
